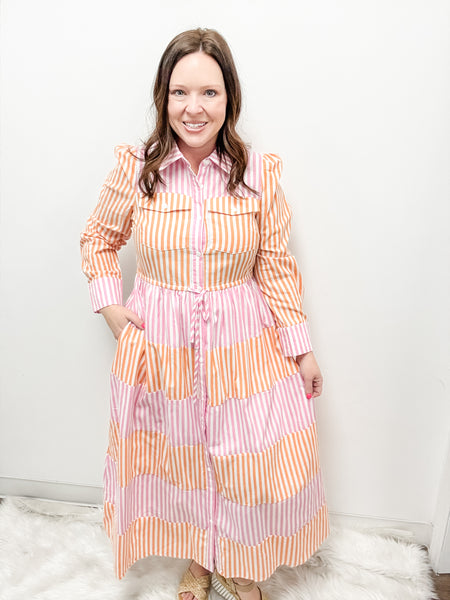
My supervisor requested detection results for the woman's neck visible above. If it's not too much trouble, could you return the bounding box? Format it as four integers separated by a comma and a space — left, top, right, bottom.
176, 139, 216, 175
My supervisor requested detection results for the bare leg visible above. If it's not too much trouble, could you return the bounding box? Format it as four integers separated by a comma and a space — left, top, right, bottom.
232, 577, 263, 600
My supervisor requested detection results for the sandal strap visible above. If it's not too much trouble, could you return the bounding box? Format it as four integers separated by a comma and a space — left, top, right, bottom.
178, 568, 212, 600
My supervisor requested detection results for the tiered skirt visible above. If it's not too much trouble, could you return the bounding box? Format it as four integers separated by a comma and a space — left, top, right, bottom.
103, 275, 329, 580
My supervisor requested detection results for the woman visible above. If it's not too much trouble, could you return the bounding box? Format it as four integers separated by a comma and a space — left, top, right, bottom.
80, 28, 330, 600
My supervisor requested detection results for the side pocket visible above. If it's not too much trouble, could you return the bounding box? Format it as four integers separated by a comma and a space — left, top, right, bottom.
116, 321, 133, 343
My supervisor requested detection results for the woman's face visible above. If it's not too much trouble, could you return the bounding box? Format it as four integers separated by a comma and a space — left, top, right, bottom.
168, 52, 227, 161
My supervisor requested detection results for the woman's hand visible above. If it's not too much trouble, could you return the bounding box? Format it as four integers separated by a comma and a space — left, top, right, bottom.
99, 305, 145, 340
295, 351, 323, 399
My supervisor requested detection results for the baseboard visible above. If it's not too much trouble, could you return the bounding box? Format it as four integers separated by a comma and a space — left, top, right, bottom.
0, 476, 103, 507
329, 510, 433, 547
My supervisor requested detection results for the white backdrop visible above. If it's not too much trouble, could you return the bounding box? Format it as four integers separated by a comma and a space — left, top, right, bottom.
1, 0, 449, 570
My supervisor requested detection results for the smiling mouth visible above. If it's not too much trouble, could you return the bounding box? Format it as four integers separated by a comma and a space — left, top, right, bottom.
183, 122, 207, 130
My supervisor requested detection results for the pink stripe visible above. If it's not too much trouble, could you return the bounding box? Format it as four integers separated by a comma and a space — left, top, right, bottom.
110, 373, 203, 445
216, 470, 327, 545
103, 452, 117, 503
103, 456, 209, 535
157, 149, 262, 198
110, 375, 147, 438
89, 276, 123, 312
207, 372, 313, 455
110, 367, 312, 452
104, 454, 326, 545
132, 276, 275, 349
277, 320, 313, 357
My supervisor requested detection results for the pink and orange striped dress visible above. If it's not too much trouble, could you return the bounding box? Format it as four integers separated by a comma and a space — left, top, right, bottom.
80, 142, 330, 580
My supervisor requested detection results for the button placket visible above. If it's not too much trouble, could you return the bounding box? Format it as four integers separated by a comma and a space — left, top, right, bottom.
189, 166, 217, 568
190, 175, 201, 293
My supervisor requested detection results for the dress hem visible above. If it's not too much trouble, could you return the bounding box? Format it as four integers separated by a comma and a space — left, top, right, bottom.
103, 499, 330, 581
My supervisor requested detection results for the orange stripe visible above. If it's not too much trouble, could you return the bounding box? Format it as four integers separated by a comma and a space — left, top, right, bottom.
111, 326, 195, 400
103, 502, 210, 580
80, 145, 137, 282
252, 155, 308, 329
217, 503, 330, 581
82, 149, 308, 330
106, 427, 207, 489
211, 424, 320, 505
206, 325, 298, 406
107, 419, 119, 462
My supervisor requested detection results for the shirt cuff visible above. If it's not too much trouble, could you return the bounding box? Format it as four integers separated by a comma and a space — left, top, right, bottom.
89, 277, 123, 313
277, 320, 313, 357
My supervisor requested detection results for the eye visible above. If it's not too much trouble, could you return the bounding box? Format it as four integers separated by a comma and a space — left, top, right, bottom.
205, 89, 217, 98
171, 89, 185, 97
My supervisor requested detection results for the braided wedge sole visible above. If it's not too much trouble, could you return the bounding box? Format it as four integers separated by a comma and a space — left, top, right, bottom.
211, 571, 268, 600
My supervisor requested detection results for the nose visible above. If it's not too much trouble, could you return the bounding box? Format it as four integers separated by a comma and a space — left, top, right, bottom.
185, 94, 204, 114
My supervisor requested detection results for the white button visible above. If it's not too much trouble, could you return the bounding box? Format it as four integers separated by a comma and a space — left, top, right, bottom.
162, 202, 169, 209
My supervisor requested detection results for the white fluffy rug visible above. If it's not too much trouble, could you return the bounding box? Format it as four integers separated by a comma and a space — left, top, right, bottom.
0, 496, 438, 600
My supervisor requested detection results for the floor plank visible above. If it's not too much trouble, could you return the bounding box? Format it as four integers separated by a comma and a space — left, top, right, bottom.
432, 573, 450, 600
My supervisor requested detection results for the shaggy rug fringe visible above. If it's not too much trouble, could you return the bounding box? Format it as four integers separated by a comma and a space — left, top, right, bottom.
0, 496, 438, 600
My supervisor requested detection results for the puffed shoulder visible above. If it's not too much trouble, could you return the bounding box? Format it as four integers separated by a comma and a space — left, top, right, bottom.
113, 143, 142, 164
261, 152, 283, 173
112, 143, 144, 187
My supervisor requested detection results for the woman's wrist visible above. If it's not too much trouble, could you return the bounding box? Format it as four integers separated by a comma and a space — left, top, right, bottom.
99, 304, 122, 314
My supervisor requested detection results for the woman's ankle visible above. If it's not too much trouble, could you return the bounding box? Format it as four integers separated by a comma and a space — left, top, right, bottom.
232, 577, 256, 590
189, 560, 211, 575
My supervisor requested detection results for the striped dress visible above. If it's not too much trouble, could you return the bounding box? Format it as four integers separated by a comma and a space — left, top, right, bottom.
80, 142, 330, 581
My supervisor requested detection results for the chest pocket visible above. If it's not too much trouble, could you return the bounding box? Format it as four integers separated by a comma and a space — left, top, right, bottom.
206, 196, 260, 254
135, 193, 192, 250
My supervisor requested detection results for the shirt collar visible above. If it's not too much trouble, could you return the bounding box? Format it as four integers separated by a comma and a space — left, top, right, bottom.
159, 143, 186, 171
159, 142, 233, 175
209, 149, 232, 174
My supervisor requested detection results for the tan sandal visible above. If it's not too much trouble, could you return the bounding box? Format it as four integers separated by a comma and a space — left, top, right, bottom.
177, 561, 212, 600
211, 570, 268, 600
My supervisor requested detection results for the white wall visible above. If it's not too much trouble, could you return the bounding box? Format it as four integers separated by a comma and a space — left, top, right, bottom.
1, 0, 449, 565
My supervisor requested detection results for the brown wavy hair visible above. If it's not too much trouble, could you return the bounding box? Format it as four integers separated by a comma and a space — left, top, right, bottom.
134, 28, 256, 198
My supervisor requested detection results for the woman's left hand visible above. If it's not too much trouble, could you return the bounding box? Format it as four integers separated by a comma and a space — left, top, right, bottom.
295, 351, 323, 399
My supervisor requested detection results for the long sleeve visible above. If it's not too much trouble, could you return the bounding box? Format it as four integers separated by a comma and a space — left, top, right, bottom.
80, 144, 138, 312
253, 154, 313, 357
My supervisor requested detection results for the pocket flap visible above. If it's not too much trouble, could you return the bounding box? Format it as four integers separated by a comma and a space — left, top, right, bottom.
138, 193, 191, 212
208, 196, 259, 215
